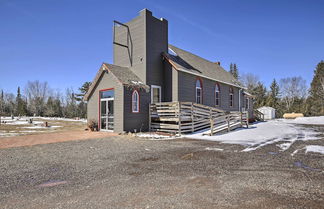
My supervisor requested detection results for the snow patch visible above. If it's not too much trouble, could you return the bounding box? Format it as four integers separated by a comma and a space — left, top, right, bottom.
185, 120, 320, 152
205, 147, 223, 151
283, 116, 324, 125
135, 133, 177, 140
305, 145, 324, 154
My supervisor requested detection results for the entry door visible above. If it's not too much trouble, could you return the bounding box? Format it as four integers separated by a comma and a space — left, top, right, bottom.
151, 85, 161, 104
100, 99, 114, 131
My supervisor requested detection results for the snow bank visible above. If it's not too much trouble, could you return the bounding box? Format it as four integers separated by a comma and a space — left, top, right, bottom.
185, 120, 320, 152
284, 116, 324, 125
305, 145, 324, 154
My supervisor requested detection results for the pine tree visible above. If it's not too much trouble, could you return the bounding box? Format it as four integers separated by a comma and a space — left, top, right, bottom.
233, 64, 239, 79
229, 63, 239, 79
266, 79, 280, 109
251, 82, 267, 109
308, 61, 324, 115
75, 82, 92, 101
15, 87, 27, 116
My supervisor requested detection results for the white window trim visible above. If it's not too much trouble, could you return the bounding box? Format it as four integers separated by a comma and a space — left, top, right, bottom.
195, 80, 202, 104
196, 87, 202, 104
215, 84, 220, 106
132, 90, 139, 113
151, 85, 161, 103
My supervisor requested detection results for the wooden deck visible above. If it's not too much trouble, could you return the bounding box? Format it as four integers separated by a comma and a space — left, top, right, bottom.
149, 102, 249, 135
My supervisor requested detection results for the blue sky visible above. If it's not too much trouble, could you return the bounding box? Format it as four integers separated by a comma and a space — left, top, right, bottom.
1, 0, 323, 94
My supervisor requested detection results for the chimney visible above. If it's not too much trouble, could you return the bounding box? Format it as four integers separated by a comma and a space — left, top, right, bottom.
215, 61, 221, 66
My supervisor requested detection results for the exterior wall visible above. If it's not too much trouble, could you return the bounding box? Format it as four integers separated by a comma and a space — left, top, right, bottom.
145, 12, 168, 87
163, 61, 173, 102
123, 87, 150, 132
114, 13, 146, 82
113, 9, 168, 86
87, 71, 124, 133
176, 70, 244, 112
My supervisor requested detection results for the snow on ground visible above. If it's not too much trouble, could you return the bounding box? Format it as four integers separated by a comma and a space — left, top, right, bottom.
22, 125, 62, 129
305, 145, 324, 154
135, 133, 178, 140
205, 147, 224, 151
31, 117, 87, 123
291, 145, 324, 156
185, 119, 321, 152
1, 116, 87, 125
283, 116, 324, 125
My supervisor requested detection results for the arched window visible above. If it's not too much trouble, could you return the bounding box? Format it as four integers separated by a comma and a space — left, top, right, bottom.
215, 83, 220, 106
132, 90, 139, 113
195, 79, 202, 104
229, 87, 234, 107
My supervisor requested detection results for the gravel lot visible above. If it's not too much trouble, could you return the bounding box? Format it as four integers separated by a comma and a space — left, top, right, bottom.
0, 125, 323, 209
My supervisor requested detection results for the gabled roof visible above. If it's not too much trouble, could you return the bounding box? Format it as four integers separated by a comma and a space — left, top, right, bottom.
164, 44, 243, 88
84, 63, 148, 101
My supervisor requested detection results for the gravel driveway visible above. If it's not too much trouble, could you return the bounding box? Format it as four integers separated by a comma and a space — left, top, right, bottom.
0, 126, 323, 209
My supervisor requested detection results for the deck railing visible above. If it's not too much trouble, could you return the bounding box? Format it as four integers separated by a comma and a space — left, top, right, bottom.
254, 109, 265, 121
149, 102, 248, 135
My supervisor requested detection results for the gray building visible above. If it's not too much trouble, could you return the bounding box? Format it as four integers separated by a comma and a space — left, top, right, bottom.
84, 9, 253, 133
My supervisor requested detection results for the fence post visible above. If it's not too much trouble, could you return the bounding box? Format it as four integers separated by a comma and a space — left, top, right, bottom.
240, 112, 243, 127
210, 118, 214, 136
178, 102, 181, 135
246, 111, 249, 128
191, 102, 194, 132
148, 104, 151, 132
227, 115, 230, 132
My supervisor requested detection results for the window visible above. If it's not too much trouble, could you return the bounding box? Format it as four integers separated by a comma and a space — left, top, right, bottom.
151, 85, 161, 103
100, 89, 114, 99
215, 83, 220, 106
245, 97, 249, 109
132, 90, 139, 113
196, 79, 202, 104
229, 87, 234, 107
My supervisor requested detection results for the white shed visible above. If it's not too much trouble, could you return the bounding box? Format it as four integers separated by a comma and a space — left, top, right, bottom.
257, 106, 276, 120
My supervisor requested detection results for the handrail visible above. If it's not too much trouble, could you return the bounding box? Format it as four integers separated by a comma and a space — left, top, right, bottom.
149, 101, 249, 135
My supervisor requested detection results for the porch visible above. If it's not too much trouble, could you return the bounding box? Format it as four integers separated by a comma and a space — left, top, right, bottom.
149, 102, 249, 135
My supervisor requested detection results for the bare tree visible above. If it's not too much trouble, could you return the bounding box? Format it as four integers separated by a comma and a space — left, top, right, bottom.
239, 73, 260, 91
25, 81, 49, 116
279, 76, 307, 110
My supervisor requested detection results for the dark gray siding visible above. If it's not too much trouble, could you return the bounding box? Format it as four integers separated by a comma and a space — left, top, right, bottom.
163, 62, 173, 102
123, 87, 150, 132
177, 70, 244, 112
87, 71, 124, 133
113, 9, 168, 87
145, 13, 168, 87
114, 11, 146, 82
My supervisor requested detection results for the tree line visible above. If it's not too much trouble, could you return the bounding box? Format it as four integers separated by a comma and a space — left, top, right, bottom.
0, 81, 91, 118
0, 61, 323, 119
229, 61, 324, 117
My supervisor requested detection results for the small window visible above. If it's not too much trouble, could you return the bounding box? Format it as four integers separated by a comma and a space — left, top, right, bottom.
245, 97, 249, 109
215, 83, 220, 106
168, 48, 178, 56
132, 90, 139, 113
229, 87, 234, 107
100, 89, 114, 99
196, 79, 202, 104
